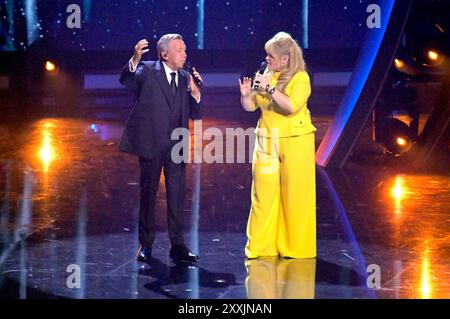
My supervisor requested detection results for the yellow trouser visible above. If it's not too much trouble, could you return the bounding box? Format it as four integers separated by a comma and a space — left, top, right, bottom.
245, 257, 317, 299
245, 133, 316, 258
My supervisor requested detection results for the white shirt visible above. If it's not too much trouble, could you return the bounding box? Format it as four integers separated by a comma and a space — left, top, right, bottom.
129, 59, 177, 85
129, 59, 200, 103
161, 61, 179, 87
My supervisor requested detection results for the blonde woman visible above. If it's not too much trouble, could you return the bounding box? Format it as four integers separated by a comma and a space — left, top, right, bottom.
239, 32, 317, 259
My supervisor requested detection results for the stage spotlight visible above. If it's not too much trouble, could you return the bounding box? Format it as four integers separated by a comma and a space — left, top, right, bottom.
378, 118, 414, 155
45, 61, 56, 72
393, 57, 416, 75
426, 49, 445, 66
396, 137, 407, 146
427, 50, 439, 61
394, 58, 405, 70
392, 54, 421, 76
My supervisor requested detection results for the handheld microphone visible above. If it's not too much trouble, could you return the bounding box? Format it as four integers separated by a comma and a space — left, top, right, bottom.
252, 61, 267, 91
185, 61, 203, 89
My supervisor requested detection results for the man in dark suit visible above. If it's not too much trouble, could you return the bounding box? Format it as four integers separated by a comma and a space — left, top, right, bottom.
119, 34, 203, 263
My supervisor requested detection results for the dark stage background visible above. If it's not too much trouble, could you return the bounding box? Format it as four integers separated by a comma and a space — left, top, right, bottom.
0, 0, 376, 52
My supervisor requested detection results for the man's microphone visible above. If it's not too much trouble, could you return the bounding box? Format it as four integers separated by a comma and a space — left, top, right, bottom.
185, 61, 203, 89
252, 61, 268, 91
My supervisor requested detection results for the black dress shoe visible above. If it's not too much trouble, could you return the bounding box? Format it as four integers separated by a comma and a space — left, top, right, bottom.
169, 244, 199, 263
136, 245, 152, 262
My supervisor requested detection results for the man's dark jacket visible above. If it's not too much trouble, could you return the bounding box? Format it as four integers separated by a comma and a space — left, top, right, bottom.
119, 60, 202, 159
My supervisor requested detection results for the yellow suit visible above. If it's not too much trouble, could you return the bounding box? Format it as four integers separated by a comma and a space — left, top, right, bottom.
245, 71, 317, 259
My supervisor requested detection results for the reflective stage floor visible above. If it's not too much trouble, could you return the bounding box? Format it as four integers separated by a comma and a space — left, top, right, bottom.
0, 108, 449, 299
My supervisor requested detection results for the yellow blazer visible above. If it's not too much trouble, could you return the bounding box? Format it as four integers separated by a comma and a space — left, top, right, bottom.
252, 71, 316, 138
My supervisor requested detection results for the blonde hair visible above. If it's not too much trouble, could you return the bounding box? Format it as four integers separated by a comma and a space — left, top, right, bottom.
264, 32, 307, 92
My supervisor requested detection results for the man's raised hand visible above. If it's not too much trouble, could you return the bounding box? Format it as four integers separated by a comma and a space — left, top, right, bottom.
132, 39, 149, 66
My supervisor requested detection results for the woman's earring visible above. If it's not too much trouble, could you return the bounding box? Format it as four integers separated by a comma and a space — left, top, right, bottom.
281, 63, 286, 70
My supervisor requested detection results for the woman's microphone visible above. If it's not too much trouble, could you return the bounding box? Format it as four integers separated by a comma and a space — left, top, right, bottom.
185, 61, 203, 89
252, 61, 268, 91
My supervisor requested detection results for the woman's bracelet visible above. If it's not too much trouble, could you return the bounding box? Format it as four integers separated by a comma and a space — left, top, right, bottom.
265, 85, 276, 95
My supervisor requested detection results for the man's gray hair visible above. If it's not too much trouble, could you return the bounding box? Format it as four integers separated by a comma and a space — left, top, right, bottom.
157, 34, 183, 58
